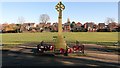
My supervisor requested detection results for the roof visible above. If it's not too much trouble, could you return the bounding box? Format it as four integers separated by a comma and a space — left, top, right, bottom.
98, 23, 105, 26
64, 23, 70, 26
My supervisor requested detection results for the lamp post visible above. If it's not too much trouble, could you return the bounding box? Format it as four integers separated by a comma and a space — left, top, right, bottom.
55, 1, 67, 50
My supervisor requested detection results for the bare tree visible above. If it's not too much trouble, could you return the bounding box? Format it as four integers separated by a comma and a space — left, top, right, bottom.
105, 17, 115, 25
39, 14, 50, 24
17, 16, 25, 32
18, 16, 25, 24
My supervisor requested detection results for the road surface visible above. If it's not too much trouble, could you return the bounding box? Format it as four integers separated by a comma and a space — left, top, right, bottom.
1, 43, 119, 67
1, 50, 119, 68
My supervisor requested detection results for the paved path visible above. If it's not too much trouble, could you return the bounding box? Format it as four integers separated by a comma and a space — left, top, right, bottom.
84, 44, 119, 63
1, 43, 119, 67
85, 50, 118, 62
1, 50, 119, 67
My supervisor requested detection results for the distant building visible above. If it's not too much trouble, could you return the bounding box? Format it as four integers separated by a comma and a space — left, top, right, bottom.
84, 22, 94, 32
63, 18, 71, 32
0, 24, 2, 30
50, 22, 58, 32
74, 22, 83, 32
76, 22, 82, 27
98, 23, 105, 29
93, 24, 97, 32
2, 21, 119, 32
2, 23, 8, 31
1, 23, 19, 33
45, 22, 51, 28
44, 22, 51, 32
37, 23, 45, 28
64, 23, 70, 32
21, 23, 35, 32
108, 22, 117, 31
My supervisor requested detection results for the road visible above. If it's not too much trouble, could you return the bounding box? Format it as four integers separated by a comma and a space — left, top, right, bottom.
1, 50, 119, 68
1, 43, 119, 67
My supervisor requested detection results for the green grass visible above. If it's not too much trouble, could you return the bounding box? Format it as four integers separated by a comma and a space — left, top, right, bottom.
1, 32, 119, 46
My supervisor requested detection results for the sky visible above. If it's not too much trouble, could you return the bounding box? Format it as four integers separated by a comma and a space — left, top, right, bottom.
0, 0, 120, 2
1, 1, 118, 24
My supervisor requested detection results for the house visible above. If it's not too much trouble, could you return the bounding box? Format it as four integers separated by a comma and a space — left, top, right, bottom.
45, 23, 51, 28
108, 22, 117, 31
5, 23, 16, 31
93, 24, 97, 32
44, 22, 51, 32
63, 23, 70, 32
2, 23, 8, 31
116, 23, 120, 32
1, 23, 18, 33
0, 24, 2, 33
98, 23, 105, 29
63, 18, 71, 32
35, 22, 51, 32
37, 23, 45, 28
71, 22, 83, 32
50, 23, 58, 32
84, 22, 94, 32
97, 23, 113, 32
0, 24, 2, 30
76, 22, 82, 27
21, 23, 35, 32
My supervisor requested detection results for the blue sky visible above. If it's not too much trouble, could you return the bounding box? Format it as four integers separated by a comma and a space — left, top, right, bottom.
0, 0, 119, 2
1, 2, 118, 24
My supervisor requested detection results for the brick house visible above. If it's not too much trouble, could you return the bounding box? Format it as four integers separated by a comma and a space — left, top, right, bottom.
98, 23, 105, 29
2, 23, 8, 31
50, 23, 58, 32
1, 23, 19, 33
63, 23, 70, 32
36, 23, 51, 32
63, 18, 71, 32
37, 23, 45, 28
84, 22, 95, 32
21, 23, 35, 32
74, 22, 83, 32
44, 22, 51, 32
93, 24, 97, 32
45, 23, 51, 28
76, 22, 82, 27
3, 23, 16, 31
108, 22, 117, 31
0, 24, 2, 30
0, 24, 2, 33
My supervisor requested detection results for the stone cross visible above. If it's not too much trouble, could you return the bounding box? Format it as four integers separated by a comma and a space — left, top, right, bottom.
55, 1, 66, 50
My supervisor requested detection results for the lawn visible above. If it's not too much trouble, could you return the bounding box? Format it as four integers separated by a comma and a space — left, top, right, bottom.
1, 32, 119, 46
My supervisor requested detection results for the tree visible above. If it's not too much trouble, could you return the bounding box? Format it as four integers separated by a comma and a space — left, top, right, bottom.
39, 14, 50, 32
39, 14, 50, 24
17, 16, 25, 33
105, 17, 115, 25
70, 21, 76, 28
18, 16, 25, 24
